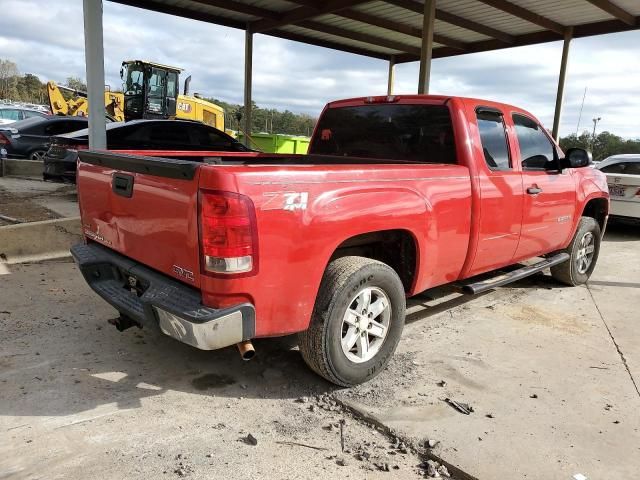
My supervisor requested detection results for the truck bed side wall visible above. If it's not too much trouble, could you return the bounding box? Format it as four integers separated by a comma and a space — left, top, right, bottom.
198, 164, 472, 337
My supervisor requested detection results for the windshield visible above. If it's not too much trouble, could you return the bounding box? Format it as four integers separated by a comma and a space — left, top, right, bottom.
310, 103, 456, 163
125, 65, 144, 95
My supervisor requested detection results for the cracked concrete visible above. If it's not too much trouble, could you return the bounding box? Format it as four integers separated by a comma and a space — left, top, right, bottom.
336, 221, 640, 479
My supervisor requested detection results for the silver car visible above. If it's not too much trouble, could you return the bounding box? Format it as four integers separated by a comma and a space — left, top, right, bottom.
0, 106, 48, 126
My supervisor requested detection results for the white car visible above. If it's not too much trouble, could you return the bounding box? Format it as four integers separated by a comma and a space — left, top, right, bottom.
596, 154, 640, 220
0, 106, 48, 126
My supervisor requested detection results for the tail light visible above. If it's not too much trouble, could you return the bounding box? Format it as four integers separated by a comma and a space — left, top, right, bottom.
0, 133, 9, 145
199, 190, 258, 276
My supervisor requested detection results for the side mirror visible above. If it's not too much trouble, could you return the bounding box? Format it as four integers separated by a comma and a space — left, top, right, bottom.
561, 148, 592, 169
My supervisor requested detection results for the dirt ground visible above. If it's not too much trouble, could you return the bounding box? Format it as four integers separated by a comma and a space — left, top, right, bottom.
1, 222, 639, 480
0, 178, 77, 224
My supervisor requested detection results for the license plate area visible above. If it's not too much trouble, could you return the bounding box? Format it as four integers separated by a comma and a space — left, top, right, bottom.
608, 184, 626, 197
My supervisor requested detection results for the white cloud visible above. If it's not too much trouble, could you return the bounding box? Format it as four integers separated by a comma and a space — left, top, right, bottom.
1, 0, 639, 138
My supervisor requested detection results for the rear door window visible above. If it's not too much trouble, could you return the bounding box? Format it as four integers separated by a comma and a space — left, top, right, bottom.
600, 162, 640, 175
310, 104, 456, 163
147, 123, 193, 149
0, 109, 21, 121
191, 126, 238, 150
45, 121, 87, 136
476, 110, 511, 170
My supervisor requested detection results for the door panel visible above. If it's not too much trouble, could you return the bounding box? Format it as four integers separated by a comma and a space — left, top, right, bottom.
511, 114, 576, 260
468, 108, 523, 275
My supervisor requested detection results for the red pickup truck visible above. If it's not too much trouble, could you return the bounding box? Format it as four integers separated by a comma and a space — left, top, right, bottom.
72, 95, 609, 386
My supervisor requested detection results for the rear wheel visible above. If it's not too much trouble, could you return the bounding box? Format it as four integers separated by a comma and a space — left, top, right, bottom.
550, 217, 601, 286
29, 150, 46, 161
299, 256, 406, 387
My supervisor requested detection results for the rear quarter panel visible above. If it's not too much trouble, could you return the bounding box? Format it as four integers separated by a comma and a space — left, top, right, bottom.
198, 164, 472, 337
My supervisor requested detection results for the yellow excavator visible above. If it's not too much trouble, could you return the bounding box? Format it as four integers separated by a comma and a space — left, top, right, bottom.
47, 60, 225, 130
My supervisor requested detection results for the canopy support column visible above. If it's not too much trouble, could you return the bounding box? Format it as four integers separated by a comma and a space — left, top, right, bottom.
243, 27, 253, 147
552, 27, 573, 141
82, 0, 107, 149
387, 55, 395, 95
417, 0, 436, 94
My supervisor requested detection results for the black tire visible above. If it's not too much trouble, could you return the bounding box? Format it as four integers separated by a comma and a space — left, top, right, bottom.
550, 217, 601, 286
299, 256, 406, 387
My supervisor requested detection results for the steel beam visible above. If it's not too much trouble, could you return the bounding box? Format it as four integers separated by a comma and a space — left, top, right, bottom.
243, 28, 253, 147
552, 27, 573, 141
387, 56, 395, 95
251, 0, 371, 33
82, 0, 107, 149
476, 0, 564, 35
296, 20, 422, 56
337, 9, 466, 50
417, 0, 435, 94
385, 0, 515, 44
584, 0, 636, 25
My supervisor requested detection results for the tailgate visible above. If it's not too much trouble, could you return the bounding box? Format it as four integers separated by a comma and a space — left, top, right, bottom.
77, 151, 203, 287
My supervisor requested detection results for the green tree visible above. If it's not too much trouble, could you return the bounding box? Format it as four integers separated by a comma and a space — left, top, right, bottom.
560, 131, 640, 161
0, 59, 19, 99
66, 76, 87, 92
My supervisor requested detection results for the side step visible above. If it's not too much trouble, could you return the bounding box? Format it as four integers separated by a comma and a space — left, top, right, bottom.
461, 253, 570, 295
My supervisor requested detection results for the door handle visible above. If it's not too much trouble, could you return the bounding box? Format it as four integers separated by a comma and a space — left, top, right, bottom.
527, 186, 542, 195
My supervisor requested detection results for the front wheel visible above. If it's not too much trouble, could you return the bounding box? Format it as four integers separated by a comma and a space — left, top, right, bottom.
299, 256, 406, 387
550, 217, 601, 286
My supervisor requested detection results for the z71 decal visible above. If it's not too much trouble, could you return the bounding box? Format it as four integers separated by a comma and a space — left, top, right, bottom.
262, 192, 309, 211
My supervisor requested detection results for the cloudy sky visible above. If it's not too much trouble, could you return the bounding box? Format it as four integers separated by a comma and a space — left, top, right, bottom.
1, 0, 638, 138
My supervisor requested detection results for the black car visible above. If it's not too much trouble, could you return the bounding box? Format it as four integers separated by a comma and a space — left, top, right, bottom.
43, 119, 251, 182
0, 116, 89, 161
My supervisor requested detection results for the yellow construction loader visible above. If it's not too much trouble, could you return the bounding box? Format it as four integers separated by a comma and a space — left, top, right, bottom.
47, 60, 225, 130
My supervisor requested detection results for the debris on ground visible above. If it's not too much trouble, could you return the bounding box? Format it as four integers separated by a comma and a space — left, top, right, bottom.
241, 433, 258, 446
443, 398, 474, 415
436, 380, 447, 387
425, 438, 439, 449
425, 459, 440, 477
335, 457, 348, 466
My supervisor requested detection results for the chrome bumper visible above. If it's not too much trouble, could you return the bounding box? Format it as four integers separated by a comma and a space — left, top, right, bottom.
71, 243, 256, 351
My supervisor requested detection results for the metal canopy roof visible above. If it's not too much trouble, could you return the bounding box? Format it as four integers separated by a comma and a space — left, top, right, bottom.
110, 0, 640, 62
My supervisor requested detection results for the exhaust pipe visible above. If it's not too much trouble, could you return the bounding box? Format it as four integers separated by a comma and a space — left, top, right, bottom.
237, 340, 255, 361
108, 315, 139, 332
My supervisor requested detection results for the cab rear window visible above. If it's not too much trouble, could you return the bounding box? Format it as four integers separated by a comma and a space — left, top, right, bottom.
309, 104, 456, 164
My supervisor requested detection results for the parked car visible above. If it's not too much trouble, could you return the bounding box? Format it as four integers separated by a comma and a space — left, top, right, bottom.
0, 116, 89, 160
43, 119, 251, 182
71, 95, 609, 386
0, 106, 48, 125
596, 154, 640, 220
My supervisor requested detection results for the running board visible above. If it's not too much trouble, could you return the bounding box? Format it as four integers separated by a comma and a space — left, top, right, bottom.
461, 253, 570, 295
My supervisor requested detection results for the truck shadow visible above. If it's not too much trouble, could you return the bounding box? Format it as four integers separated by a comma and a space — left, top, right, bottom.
603, 220, 640, 242
0, 257, 598, 421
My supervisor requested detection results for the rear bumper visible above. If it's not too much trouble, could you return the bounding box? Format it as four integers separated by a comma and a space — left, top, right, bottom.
71, 243, 256, 350
610, 199, 640, 219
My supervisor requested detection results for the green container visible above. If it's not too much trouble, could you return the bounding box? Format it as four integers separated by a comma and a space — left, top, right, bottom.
238, 132, 310, 154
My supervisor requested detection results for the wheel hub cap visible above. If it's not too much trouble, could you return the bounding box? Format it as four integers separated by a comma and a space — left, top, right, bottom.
576, 232, 595, 274
341, 286, 391, 364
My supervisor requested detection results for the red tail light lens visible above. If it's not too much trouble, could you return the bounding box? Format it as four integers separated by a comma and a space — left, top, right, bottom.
0, 133, 9, 145
199, 190, 258, 275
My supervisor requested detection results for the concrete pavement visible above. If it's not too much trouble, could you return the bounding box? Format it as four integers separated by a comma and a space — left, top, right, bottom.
336, 221, 640, 479
0, 223, 638, 479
